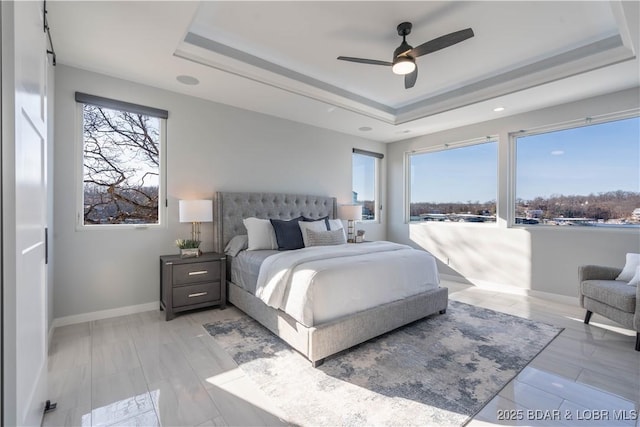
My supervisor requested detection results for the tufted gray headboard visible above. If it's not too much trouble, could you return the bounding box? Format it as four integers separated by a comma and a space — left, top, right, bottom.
214, 192, 337, 253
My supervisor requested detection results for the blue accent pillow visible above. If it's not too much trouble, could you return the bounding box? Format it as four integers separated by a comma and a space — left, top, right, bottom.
270, 217, 305, 251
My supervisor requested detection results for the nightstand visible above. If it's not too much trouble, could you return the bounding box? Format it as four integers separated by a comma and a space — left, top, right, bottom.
160, 252, 226, 321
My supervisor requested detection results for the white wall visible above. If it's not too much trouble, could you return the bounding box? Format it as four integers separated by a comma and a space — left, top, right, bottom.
387, 88, 640, 299
54, 65, 386, 320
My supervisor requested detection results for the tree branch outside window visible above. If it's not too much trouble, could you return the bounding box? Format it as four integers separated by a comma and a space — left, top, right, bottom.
82, 104, 161, 225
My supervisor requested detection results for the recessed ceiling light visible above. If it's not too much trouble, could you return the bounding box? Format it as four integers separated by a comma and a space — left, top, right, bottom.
358, 126, 372, 132
493, 106, 505, 112
177, 75, 199, 85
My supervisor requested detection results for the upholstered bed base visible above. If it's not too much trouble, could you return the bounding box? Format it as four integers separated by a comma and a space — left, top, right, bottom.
228, 280, 448, 366
215, 191, 449, 366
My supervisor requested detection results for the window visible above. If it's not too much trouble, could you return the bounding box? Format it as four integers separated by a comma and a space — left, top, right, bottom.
408, 138, 497, 223
514, 115, 639, 227
77, 92, 167, 227
352, 149, 382, 221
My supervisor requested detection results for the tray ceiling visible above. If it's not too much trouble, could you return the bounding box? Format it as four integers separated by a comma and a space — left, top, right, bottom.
48, 1, 639, 142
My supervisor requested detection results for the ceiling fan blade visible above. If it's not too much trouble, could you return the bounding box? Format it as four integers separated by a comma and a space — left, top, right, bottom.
405, 67, 418, 89
409, 28, 474, 58
337, 56, 393, 66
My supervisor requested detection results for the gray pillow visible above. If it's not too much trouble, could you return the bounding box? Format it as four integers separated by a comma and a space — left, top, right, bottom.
305, 228, 347, 246
225, 235, 248, 256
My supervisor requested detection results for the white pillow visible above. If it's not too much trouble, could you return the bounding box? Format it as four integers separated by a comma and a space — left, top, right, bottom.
628, 266, 640, 286
299, 220, 328, 247
243, 217, 277, 251
328, 219, 347, 240
616, 253, 640, 282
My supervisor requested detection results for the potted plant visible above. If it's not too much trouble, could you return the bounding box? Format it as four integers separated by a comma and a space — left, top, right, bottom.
176, 239, 201, 258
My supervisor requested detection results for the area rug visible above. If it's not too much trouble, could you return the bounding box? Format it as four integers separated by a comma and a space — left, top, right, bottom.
203, 301, 562, 426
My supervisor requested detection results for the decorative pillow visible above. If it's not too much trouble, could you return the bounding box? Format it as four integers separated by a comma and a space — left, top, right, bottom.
628, 266, 640, 286
224, 235, 248, 257
243, 217, 278, 251
303, 215, 330, 229
616, 253, 640, 282
305, 228, 347, 247
299, 220, 329, 247
328, 219, 347, 240
270, 217, 305, 251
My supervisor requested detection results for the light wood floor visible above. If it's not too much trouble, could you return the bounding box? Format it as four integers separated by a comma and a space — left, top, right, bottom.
43, 281, 639, 426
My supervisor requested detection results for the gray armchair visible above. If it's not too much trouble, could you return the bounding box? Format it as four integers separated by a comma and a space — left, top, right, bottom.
579, 265, 639, 351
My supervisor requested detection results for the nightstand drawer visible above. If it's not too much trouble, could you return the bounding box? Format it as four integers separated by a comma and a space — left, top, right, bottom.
172, 282, 220, 307
173, 261, 220, 285
160, 252, 226, 321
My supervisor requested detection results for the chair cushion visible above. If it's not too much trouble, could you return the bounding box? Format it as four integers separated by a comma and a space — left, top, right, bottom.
581, 280, 637, 313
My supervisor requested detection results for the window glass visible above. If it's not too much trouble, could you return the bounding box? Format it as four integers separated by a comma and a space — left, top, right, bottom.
409, 140, 497, 222
515, 116, 639, 227
352, 153, 378, 220
81, 104, 163, 225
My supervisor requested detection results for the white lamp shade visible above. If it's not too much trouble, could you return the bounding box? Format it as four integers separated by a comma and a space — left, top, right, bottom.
338, 204, 363, 221
179, 199, 213, 223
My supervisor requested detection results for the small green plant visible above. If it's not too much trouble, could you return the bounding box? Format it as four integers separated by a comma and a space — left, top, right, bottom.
175, 239, 201, 249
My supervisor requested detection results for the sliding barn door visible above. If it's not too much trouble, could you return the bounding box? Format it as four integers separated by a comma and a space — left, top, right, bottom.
0, 2, 3, 422
3, 1, 49, 425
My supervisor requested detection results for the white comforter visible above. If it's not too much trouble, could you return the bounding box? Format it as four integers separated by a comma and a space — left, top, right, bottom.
255, 241, 440, 327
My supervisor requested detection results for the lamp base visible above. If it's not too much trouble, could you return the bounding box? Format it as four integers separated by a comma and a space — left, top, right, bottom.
191, 222, 201, 243
347, 219, 356, 243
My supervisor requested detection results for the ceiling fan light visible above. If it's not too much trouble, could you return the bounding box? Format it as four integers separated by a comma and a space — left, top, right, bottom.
392, 57, 415, 75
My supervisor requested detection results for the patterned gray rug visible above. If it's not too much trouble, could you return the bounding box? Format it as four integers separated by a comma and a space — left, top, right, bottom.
204, 301, 562, 426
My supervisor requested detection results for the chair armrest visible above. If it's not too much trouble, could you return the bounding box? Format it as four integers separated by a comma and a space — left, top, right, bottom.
578, 265, 622, 282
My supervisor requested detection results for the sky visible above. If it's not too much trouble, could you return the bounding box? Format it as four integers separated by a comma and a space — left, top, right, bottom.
516, 116, 639, 200
353, 153, 375, 201
409, 116, 639, 204
410, 141, 497, 204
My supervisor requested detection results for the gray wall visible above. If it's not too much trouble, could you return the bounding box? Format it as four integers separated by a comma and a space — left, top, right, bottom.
387, 88, 640, 298
54, 64, 638, 319
53, 65, 386, 319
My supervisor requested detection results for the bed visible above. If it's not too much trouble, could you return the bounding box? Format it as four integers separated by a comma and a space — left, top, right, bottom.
214, 191, 448, 367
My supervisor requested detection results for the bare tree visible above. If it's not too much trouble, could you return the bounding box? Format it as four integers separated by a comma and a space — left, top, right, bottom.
515, 191, 640, 222
82, 104, 160, 224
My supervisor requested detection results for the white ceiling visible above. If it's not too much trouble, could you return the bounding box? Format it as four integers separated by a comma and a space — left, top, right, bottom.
48, 1, 639, 143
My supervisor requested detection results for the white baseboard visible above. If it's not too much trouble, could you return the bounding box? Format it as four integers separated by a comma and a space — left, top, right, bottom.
527, 289, 578, 306
440, 274, 579, 306
439, 274, 472, 284
52, 301, 159, 329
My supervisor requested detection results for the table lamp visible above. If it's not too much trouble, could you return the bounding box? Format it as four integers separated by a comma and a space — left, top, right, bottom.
338, 204, 363, 243
178, 199, 213, 243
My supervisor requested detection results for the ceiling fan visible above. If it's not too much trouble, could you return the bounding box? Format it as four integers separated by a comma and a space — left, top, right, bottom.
337, 22, 474, 89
